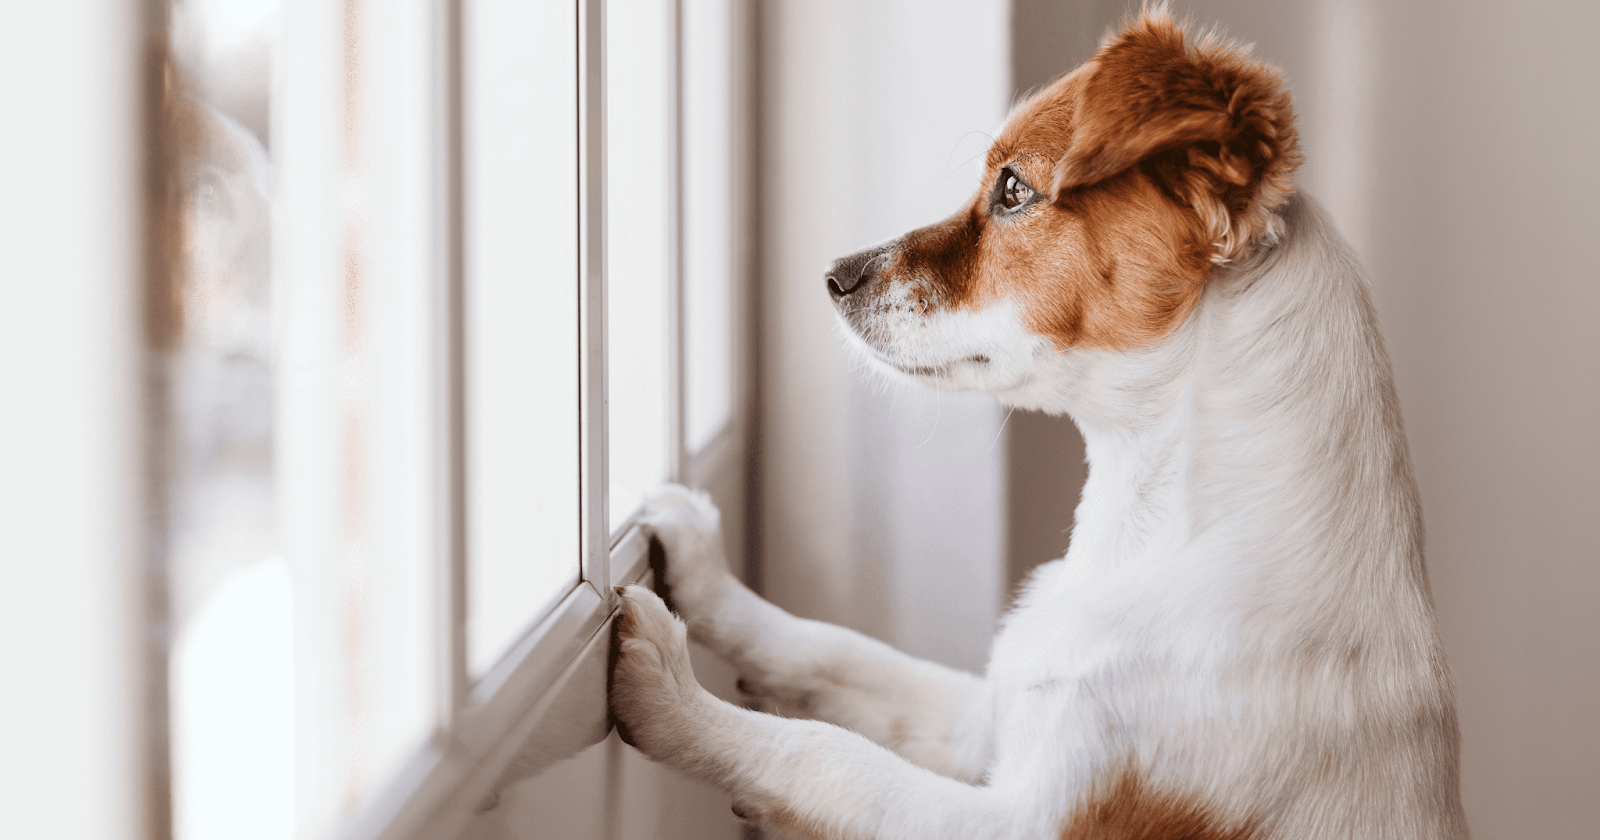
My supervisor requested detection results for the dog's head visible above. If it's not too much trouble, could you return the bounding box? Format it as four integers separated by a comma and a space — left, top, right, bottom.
829, 9, 1301, 403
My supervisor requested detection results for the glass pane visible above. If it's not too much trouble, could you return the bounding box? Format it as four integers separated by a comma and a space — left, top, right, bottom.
163, 2, 291, 837
682, 0, 735, 454
170, 557, 294, 840
607, 0, 672, 525
463, 0, 582, 677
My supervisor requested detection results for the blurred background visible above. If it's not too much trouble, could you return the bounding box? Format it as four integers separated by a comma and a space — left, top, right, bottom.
2, 1, 1594, 839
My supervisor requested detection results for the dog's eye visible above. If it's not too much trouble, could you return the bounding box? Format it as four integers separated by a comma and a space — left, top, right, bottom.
999, 170, 1034, 210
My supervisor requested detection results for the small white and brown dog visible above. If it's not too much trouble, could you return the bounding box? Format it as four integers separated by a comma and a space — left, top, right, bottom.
610, 9, 1469, 839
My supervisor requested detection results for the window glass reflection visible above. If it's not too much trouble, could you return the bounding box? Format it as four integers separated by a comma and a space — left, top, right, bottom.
164, 2, 289, 838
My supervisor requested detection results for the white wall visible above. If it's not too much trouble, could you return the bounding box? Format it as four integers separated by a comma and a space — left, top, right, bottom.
1360, 4, 1600, 835
756, 0, 1013, 673
1010, 2, 1600, 836
0, 2, 152, 839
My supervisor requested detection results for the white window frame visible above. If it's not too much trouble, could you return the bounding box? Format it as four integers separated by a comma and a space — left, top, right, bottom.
339, 0, 750, 837
155, 0, 749, 839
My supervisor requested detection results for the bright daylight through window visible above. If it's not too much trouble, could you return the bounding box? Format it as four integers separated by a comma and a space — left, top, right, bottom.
462, 0, 581, 680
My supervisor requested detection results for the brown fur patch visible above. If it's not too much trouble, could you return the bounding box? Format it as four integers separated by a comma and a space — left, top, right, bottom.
1056, 8, 1301, 261
876, 9, 1300, 352
1060, 765, 1258, 840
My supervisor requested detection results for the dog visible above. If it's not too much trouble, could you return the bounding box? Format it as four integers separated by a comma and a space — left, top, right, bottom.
610, 9, 1468, 839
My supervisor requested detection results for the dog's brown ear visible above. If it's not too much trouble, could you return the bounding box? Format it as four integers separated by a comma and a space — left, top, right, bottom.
1053, 9, 1301, 261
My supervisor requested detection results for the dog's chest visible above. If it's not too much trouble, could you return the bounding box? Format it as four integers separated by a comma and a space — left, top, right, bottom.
979, 559, 1151, 780
985, 554, 1226, 731
988, 561, 1129, 710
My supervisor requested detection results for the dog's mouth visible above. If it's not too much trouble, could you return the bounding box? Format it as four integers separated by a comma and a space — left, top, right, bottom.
832, 308, 998, 382
881, 353, 991, 378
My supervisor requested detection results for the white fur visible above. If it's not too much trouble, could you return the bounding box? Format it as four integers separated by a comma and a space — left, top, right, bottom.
610, 194, 1468, 839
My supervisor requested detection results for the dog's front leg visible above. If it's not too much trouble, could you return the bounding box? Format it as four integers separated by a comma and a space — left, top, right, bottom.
637, 486, 992, 781
611, 586, 1021, 840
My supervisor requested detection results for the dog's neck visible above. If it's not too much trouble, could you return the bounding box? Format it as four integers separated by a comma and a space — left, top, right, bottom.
1024, 195, 1424, 587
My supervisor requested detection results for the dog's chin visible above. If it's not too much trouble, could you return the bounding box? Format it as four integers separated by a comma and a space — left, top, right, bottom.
860, 346, 1009, 392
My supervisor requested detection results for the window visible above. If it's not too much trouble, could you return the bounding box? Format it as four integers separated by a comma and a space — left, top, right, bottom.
156, 1, 744, 839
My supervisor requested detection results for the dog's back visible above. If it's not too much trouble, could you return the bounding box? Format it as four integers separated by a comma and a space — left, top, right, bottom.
990, 194, 1466, 839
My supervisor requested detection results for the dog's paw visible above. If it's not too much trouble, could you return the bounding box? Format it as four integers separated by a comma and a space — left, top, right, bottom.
610, 585, 706, 757
638, 484, 732, 616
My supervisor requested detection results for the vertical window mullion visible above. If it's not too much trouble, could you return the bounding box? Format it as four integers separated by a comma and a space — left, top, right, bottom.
440, 0, 470, 733
666, 0, 687, 484
580, 0, 610, 595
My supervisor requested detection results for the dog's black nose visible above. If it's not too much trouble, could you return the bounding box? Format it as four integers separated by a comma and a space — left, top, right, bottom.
826, 248, 885, 301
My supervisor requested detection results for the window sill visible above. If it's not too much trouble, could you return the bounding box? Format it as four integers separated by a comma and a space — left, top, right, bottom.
351, 525, 654, 840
